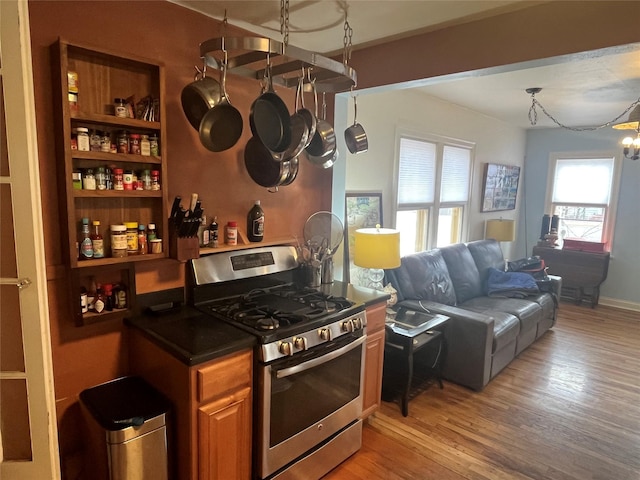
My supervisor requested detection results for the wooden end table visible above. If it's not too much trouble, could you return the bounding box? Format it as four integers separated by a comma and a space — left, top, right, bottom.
382, 310, 449, 416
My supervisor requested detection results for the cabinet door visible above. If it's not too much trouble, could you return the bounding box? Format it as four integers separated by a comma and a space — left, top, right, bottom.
198, 387, 252, 480
362, 329, 385, 418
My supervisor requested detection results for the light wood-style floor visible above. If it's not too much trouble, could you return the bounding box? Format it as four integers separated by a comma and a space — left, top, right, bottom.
325, 302, 640, 480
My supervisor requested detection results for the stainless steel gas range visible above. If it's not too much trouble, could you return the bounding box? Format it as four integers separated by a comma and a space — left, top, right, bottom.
189, 245, 366, 480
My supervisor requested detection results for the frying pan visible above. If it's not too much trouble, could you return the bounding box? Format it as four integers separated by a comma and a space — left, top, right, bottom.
249, 49, 292, 154
199, 48, 243, 152
180, 64, 220, 131
244, 136, 292, 188
276, 78, 310, 162
296, 73, 316, 148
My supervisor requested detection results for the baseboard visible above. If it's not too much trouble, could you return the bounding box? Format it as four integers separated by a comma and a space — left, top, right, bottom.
598, 296, 640, 313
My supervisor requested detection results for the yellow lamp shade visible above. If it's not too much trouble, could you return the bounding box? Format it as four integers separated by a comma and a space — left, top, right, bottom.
354, 227, 401, 269
485, 219, 516, 242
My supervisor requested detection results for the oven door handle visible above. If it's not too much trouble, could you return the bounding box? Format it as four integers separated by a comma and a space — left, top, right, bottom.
275, 335, 366, 379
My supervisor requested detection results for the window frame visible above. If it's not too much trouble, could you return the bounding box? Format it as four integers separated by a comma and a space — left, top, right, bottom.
545, 151, 622, 249
393, 129, 475, 252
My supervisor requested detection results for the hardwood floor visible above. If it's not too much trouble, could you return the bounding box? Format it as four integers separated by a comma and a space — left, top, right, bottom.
325, 302, 640, 480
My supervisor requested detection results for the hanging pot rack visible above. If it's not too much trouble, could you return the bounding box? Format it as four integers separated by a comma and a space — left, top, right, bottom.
199, 36, 357, 94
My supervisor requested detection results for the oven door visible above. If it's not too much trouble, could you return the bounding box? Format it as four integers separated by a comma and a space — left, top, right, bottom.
257, 332, 365, 478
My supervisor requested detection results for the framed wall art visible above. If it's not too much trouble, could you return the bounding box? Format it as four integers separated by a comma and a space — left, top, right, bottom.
344, 192, 382, 285
481, 163, 521, 212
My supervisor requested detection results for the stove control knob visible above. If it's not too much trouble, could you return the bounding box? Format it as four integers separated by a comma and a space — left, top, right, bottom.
353, 317, 363, 330
319, 328, 332, 341
341, 319, 355, 333
279, 341, 293, 356
294, 337, 308, 350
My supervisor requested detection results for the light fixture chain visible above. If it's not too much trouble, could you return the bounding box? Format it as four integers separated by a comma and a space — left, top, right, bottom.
528, 91, 640, 131
343, 12, 353, 65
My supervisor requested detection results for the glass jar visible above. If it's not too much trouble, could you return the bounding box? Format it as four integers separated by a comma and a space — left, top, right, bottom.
100, 131, 111, 152
125, 222, 139, 255
141, 169, 152, 190
82, 169, 96, 190
90, 129, 101, 152
72, 171, 82, 190
117, 130, 129, 154
95, 167, 107, 190
114, 97, 128, 118
140, 135, 150, 156
149, 135, 159, 156
77, 127, 90, 151
110, 224, 127, 258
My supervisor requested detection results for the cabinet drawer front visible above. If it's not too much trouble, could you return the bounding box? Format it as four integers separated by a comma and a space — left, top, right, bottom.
366, 302, 387, 333
197, 350, 252, 403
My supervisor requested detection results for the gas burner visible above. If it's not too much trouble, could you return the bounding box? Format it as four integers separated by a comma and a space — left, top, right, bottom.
256, 318, 280, 330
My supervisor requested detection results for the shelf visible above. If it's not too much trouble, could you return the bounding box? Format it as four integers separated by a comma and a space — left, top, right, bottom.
80, 309, 129, 325
73, 189, 163, 198
199, 36, 356, 93
72, 151, 162, 164
199, 236, 297, 256
74, 253, 166, 269
71, 112, 160, 130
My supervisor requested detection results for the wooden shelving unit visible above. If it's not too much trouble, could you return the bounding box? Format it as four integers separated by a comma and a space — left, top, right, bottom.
51, 38, 168, 325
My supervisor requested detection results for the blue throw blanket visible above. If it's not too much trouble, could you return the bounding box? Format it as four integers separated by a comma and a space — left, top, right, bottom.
486, 267, 539, 298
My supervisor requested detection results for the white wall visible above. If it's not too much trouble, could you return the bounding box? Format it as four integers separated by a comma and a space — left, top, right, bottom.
341, 88, 527, 261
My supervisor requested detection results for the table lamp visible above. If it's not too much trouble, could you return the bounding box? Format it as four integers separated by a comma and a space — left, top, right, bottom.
354, 225, 401, 290
485, 218, 516, 269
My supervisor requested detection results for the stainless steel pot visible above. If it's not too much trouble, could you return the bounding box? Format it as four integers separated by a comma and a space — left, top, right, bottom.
344, 94, 368, 154
180, 65, 220, 131
305, 85, 337, 168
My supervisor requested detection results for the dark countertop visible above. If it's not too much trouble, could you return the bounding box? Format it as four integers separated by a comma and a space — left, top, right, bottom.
125, 281, 388, 367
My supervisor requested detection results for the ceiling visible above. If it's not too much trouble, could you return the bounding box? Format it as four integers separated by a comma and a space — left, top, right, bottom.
171, 0, 640, 129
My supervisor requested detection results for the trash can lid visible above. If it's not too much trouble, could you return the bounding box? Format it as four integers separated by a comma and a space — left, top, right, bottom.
79, 376, 171, 431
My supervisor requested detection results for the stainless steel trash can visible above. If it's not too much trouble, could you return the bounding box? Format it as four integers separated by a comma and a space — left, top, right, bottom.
80, 376, 171, 480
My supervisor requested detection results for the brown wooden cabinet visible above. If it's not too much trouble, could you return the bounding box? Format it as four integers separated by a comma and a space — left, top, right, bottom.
361, 301, 386, 419
51, 39, 168, 325
532, 246, 610, 307
128, 330, 252, 480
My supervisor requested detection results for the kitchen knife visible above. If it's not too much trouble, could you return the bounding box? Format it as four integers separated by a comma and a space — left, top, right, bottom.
170, 196, 182, 225
189, 193, 198, 214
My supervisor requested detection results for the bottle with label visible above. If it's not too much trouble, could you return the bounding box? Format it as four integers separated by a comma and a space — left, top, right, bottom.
138, 224, 147, 255
140, 135, 151, 156
90, 220, 104, 258
208, 217, 219, 248
225, 221, 238, 246
125, 222, 139, 255
247, 200, 265, 242
82, 169, 96, 190
77, 127, 90, 151
147, 223, 157, 253
104, 284, 114, 312
93, 285, 105, 313
198, 215, 209, 247
80, 217, 93, 259
113, 283, 127, 309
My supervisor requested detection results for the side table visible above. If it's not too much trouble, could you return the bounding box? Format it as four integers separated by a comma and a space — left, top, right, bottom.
382, 309, 449, 416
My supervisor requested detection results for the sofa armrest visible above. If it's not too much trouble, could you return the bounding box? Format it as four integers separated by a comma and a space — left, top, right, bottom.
396, 300, 494, 391
547, 274, 562, 297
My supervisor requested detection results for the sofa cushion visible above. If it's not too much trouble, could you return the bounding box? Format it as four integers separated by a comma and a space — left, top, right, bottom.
461, 296, 541, 336
467, 239, 505, 292
389, 250, 457, 305
440, 243, 483, 304
486, 311, 520, 353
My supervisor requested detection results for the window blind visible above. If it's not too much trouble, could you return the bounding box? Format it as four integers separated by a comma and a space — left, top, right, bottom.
552, 157, 614, 205
440, 145, 471, 202
397, 137, 435, 205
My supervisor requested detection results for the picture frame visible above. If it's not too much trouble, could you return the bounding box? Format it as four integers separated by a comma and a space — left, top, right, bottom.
481, 163, 521, 212
344, 192, 383, 285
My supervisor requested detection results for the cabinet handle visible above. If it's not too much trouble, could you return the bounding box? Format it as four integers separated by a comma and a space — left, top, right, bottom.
0, 277, 32, 290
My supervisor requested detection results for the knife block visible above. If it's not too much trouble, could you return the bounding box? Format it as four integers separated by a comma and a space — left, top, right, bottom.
169, 230, 200, 262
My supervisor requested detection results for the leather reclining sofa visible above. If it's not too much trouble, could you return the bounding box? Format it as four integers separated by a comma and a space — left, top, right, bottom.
385, 239, 561, 391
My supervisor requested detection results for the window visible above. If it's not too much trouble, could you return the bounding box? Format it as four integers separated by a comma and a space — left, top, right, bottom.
546, 153, 621, 248
395, 134, 473, 255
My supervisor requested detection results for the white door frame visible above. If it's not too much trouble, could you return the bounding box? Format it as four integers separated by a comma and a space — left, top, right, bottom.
0, 0, 61, 478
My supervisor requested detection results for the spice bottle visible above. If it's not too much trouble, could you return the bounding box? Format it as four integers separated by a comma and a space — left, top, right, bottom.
225, 221, 238, 246
90, 129, 101, 152
77, 127, 90, 151
123, 170, 134, 190
96, 167, 107, 190
140, 134, 151, 156
147, 223, 157, 253
104, 284, 114, 312
151, 170, 160, 190
117, 131, 129, 153
138, 224, 147, 255
209, 217, 219, 247
247, 200, 265, 242
149, 135, 159, 156
80, 218, 93, 259
129, 133, 141, 154
82, 169, 96, 190
90, 220, 104, 258
113, 168, 124, 190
